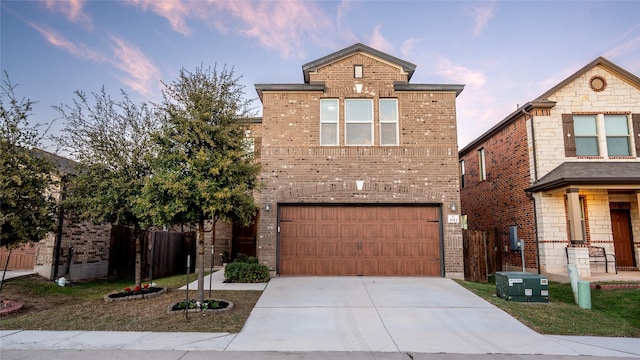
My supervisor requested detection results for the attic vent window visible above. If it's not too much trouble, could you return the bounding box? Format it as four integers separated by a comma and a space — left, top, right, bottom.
354, 65, 363, 78
590, 75, 606, 92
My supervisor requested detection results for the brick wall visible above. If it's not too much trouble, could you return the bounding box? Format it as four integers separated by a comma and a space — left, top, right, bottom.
460, 115, 537, 270
35, 220, 112, 280
256, 51, 463, 277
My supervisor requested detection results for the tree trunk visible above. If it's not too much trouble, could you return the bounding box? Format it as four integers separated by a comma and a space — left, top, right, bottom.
197, 220, 205, 303
134, 225, 143, 287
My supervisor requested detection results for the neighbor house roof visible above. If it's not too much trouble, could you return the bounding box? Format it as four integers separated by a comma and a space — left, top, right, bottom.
459, 57, 640, 156
526, 162, 640, 193
301, 43, 417, 83
32, 148, 77, 176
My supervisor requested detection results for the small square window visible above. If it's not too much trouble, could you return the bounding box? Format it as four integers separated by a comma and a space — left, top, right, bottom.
354, 65, 363, 78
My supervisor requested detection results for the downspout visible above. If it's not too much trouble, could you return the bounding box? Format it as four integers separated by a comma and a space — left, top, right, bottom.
522, 107, 541, 274
53, 176, 67, 279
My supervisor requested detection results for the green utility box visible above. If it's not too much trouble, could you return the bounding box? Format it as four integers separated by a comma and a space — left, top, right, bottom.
495, 272, 549, 303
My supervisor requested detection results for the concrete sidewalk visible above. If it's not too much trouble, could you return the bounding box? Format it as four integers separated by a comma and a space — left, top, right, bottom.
2, 276, 639, 359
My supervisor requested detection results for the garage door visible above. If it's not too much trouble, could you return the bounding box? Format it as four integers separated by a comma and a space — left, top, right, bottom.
278, 205, 441, 276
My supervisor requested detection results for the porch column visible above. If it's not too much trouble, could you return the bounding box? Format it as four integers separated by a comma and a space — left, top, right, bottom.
566, 188, 583, 243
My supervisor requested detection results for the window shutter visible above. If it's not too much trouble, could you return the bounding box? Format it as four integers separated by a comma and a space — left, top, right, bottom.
633, 114, 640, 155
562, 114, 576, 157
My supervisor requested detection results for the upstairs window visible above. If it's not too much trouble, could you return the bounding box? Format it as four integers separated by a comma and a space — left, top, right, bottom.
320, 99, 339, 146
345, 99, 373, 146
460, 160, 465, 188
478, 148, 486, 181
604, 115, 630, 156
573, 115, 599, 156
379, 99, 398, 145
354, 65, 363, 78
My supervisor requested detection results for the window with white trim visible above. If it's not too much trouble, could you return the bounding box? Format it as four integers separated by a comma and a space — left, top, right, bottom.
604, 114, 630, 156
379, 99, 398, 146
320, 99, 339, 146
460, 160, 465, 188
345, 99, 373, 146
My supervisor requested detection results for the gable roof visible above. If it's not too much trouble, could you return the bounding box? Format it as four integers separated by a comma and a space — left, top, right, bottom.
459, 57, 640, 156
526, 162, 640, 193
32, 148, 77, 175
301, 43, 417, 83
535, 56, 640, 101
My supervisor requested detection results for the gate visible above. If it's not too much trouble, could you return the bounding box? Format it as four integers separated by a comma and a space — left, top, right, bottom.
463, 229, 500, 283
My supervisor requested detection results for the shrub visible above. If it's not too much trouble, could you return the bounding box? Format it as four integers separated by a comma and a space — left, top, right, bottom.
233, 253, 258, 264
224, 262, 270, 283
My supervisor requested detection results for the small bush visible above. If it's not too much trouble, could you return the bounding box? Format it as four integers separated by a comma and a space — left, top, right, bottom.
224, 262, 270, 283
233, 253, 258, 264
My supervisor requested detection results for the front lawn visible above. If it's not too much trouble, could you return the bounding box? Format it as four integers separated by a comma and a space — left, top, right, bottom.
457, 279, 640, 337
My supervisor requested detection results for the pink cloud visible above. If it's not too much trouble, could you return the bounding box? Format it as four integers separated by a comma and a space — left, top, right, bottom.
29, 21, 159, 97
108, 36, 161, 97
29, 22, 101, 61
43, 0, 92, 29
401, 38, 421, 59
466, 3, 495, 37
367, 25, 394, 54
437, 58, 486, 88
126, 0, 193, 35
127, 0, 332, 59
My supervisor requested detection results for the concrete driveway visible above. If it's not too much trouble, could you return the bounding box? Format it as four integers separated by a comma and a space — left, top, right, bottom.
228, 276, 584, 355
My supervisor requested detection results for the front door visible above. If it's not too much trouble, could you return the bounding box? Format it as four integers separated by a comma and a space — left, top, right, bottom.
610, 209, 635, 267
232, 211, 258, 260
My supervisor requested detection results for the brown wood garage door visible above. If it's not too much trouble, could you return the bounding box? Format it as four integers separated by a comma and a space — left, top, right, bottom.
278, 205, 441, 276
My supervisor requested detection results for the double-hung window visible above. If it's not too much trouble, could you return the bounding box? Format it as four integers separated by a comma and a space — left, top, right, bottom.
573, 115, 599, 156
320, 99, 339, 146
379, 99, 399, 145
604, 115, 630, 156
345, 99, 373, 146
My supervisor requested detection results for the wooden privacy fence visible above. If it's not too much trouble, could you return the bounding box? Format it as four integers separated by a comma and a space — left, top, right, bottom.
109, 226, 195, 280
146, 231, 195, 279
463, 229, 500, 283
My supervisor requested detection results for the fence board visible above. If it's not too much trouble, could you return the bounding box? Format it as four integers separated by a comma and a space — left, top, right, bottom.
463, 229, 488, 283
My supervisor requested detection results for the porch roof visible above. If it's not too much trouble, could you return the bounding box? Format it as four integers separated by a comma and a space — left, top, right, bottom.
526, 162, 640, 193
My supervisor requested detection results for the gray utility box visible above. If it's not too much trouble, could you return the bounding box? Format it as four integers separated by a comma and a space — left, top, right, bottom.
495, 272, 549, 303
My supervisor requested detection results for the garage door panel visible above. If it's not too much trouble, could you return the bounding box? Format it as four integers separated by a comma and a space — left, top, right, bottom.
279, 205, 441, 276
340, 224, 361, 238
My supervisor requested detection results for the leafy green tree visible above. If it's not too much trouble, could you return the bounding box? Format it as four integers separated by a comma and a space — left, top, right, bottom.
53, 87, 158, 286
0, 72, 56, 251
139, 65, 261, 302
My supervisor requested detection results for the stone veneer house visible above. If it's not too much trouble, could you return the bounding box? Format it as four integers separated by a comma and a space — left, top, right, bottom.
459, 57, 640, 278
249, 43, 465, 277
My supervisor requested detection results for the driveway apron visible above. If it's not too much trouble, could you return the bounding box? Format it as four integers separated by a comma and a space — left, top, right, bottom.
226, 277, 581, 355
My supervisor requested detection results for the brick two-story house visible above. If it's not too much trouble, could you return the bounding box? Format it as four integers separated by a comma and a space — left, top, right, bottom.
459, 57, 640, 278
250, 43, 465, 278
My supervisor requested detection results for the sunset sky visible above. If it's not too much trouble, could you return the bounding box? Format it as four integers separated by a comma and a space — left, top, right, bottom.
2, 0, 640, 151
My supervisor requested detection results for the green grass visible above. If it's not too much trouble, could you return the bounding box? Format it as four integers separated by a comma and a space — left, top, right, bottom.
457, 280, 640, 337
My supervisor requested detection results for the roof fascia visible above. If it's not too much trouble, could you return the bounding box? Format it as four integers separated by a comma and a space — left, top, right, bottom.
254, 83, 325, 101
